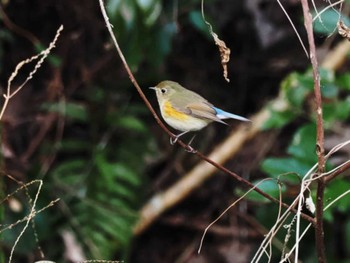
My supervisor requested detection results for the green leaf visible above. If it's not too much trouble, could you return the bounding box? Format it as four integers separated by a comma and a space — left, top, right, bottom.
321, 83, 339, 99
59, 139, 90, 152
287, 124, 317, 163
113, 115, 148, 133
323, 97, 350, 127
188, 11, 210, 38
284, 78, 312, 107
106, 0, 122, 17
136, 0, 154, 11
143, 1, 161, 26
313, 9, 350, 35
319, 67, 335, 82
52, 159, 87, 187
150, 22, 177, 65
136, 0, 161, 26
261, 158, 311, 178
336, 73, 350, 90
324, 179, 350, 221
262, 107, 298, 130
42, 102, 89, 122
335, 97, 350, 120
111, 163, 141, 186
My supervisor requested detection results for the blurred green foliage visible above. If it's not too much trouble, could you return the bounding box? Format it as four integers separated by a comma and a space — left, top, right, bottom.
313, 8, 350, 35
106, 0, 178, 69
45, 87, 155, 260
261, 67, 350, 205
243, 66, 350, 261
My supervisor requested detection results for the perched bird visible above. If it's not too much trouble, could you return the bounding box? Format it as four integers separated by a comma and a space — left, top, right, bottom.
150, 80, 250, 144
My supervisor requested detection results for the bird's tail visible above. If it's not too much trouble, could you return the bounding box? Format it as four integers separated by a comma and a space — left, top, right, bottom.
214, 107, 250, 122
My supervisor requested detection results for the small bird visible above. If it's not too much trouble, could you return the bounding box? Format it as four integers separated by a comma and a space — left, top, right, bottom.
150, 80, 250, 144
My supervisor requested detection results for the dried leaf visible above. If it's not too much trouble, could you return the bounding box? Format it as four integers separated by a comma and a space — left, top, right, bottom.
337, 20, 350, 41
201, 0, 230, 82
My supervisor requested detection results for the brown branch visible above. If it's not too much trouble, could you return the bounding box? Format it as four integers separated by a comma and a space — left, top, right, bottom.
300, 0, 326, 262
0, 6, 40, 45
325, 160, 350, 183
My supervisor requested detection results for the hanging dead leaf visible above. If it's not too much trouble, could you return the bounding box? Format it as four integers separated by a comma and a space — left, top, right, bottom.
337, 20, 350, 41
212, 31, 231, 82
201, 0, 230, 82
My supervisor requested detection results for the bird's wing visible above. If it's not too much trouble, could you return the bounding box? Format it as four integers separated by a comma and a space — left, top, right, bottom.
186, 102, 227, 124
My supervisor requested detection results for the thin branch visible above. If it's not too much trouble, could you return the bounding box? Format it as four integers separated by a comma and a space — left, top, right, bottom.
198, 178, 275, 254
0, 25, 63, 121
276, 0, 309, 57
300, 0, 326, 262
325, 160, 350, 182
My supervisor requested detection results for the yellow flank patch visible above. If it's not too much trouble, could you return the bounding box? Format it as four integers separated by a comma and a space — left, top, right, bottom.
163, 100, 189, 120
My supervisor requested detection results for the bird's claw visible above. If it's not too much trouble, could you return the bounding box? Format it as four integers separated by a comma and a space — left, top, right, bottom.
185, 146, 197, 153
170, 136, 179, 145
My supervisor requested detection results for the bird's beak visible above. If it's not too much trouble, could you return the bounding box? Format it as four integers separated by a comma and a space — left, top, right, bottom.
149, 87, 156, 90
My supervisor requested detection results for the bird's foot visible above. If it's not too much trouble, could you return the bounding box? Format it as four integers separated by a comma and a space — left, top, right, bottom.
185, 145, 197, 153
170, 136, 179, 145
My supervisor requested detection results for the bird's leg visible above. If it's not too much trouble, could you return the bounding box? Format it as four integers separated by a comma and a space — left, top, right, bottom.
185, 134, 197, 153
170, 131, 189, 145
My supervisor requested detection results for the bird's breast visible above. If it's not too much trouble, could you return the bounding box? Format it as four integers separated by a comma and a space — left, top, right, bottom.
160, 100, 208, 132
162, 100, 189, 120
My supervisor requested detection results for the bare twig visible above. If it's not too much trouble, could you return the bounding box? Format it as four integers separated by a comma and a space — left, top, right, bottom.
0, 6, 40, 45
276, 0, 308, 57
198, 178, 275, 254
0, 25, 63, 121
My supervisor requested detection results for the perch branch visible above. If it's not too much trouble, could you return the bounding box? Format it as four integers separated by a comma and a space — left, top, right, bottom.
300, 0, 326, 262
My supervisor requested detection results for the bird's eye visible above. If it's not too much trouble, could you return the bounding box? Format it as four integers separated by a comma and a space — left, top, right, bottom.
161, 88, 167, 94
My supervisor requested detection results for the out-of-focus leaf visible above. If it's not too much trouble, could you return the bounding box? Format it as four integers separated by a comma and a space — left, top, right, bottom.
321, 83, 339, 99
113, 116, 147, 132
313, 9, 350, 35
287, 124, 317, 163
136, 0, 161, 26
324, 179, 350, 221
42, 102, 89, 122
262, 107, 298, 130
280, 71, 314, 108
136, 0, 154, 11
336, 73, 350, 90
59, 139, 90, 152
323, 97, 350, 124
106, 0, 122, 17
188, 11, 210, 38
319, 67, 335, 82
143, 1, 161, 26
150, 21, 177, 65
261, 158, 310, 178
52, 159, 87, 189
111, 163, 141, 186
335, 97, 350, 119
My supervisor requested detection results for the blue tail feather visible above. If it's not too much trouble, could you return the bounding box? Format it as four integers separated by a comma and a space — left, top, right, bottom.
213, 107, 250, 122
